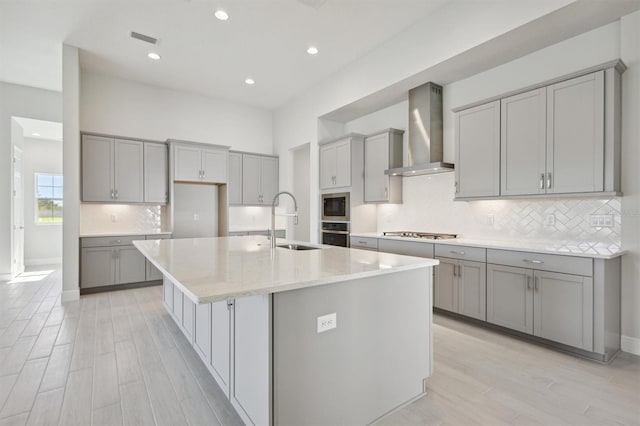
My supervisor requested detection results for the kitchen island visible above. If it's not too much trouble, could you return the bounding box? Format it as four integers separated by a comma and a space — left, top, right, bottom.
133, 236, 438, 426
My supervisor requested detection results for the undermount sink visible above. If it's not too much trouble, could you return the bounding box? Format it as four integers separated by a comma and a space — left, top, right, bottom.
277, 244, 320, 251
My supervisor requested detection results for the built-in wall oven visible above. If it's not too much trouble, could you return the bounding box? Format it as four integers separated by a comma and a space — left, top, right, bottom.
321, 192, 350, 222
321, 222, 349, 247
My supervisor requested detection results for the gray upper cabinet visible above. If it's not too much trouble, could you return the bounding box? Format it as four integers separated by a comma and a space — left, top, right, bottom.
320, 137, 351, 189
241, 154, 279, 205
500, 88, 547, 196
364, 129, 403, 203
228, 152, 243, 205
82, 135, 143, 203
173, 143, 228, 184
455, 100, 501, 198
546, 71, 604, 194
143, 143, 168, 204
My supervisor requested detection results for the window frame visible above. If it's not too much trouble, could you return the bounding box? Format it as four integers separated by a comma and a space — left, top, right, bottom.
34, 172, 63, 226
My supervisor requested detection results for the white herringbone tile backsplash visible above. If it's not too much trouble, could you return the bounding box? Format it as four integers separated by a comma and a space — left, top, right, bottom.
377, 173, 622, 254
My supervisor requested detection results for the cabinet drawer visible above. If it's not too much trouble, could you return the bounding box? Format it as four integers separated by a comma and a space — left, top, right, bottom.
146, 234, 171, 240
378, 239, 433, 258
487, 249, 592, 276
435, 244, 486, 262
81, 235, 145, 247
350, 236, 378, 251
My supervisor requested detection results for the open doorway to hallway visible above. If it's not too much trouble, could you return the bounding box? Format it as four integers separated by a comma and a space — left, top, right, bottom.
10, 117, 63, 280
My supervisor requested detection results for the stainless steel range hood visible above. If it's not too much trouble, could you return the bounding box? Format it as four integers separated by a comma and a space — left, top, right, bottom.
385, 82, 454, 177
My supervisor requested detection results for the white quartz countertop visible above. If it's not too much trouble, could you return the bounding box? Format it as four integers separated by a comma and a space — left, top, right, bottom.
350, 233, 624, 259
80, 231, 172, 238
133, 236, 438, 304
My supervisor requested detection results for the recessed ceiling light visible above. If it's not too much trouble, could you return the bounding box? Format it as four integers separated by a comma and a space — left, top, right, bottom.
307, 46, 319, 55
147, 52, 161, 60
32, 132, 40, 137
245, 78, 255, 85
215, 9, 229, 21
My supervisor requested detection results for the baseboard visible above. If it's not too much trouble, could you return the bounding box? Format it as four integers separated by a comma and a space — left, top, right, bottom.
61, 289, 80, 302
0, 273, 12, 281
621, 335, 640, 356
25, 257, 62, 266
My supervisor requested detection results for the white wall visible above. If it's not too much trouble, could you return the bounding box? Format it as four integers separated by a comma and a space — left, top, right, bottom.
80, 71, 274, 154
23, 137, 63, 265
0, 82, 61, 275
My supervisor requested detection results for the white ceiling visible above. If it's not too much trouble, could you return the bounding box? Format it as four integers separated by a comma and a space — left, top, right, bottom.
0, 0, 450, 109
13, 117, 63, 141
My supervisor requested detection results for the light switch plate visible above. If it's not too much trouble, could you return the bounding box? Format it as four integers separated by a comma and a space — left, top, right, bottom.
317, 312, 337, 333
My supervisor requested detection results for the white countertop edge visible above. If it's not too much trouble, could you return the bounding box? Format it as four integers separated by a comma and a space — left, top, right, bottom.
350, 233, 624, 260
133, 240, 438, 304
80, 231, 172, 238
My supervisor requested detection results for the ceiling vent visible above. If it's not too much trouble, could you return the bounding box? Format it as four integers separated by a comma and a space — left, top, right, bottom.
130, 31, 158, 45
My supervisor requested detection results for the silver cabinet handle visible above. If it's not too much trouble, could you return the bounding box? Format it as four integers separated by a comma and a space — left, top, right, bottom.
455, 181, 459, 194
523, 259, 544, 264
547, 172, 552, 189
384, 187, 388, 198
453, 264, 457, 277
110, 239, 121, 244
111, 189, 114, 199
450, 250, 465, 255
539, 173, 545, 190
534, 276, 539, 291
115, 189, 118, 199
526, 276, 531, 290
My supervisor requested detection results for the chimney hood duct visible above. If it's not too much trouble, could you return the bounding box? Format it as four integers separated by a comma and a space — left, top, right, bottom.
385, 82, 454, 177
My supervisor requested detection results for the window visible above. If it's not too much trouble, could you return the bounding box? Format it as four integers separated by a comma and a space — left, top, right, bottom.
35, 174, 63, 224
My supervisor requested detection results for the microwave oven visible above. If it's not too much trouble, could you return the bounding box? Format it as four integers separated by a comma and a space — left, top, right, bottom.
321, 192, 350, 221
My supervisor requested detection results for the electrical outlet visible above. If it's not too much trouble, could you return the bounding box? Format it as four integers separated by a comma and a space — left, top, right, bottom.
544, 214, 555, 227
193, 213, 200, 221
487, 214, 495, 226
110, 214, 117, 223
590, 214, 614, 228
317, 312, 337, 333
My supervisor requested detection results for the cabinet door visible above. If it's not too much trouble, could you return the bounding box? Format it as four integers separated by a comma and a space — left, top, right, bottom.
174, 145, 202, 182
232, 295, 270, 426
533, 271, 593, 351
455, 101, 500, 197
202, 148, 228, 183
228, 152, 243, 205
163, 277, 173, 311
434, 258, 458, 312
487, 264, 533, 334
172, 286, 183, 323
260, 156, 279, 204
242, 154, 261, 204
364, 133, 389, 202
501, 88, 547, 196
334, 140, 351, 188
458, 260, 486, 321
182, 297, 195, 340
144, 143, 168, 203
114, 139, 144, 203
115, 246, 146, 284
82, 135, 114, 202
80, 247, 115, 288
319, 144, 336, 189
146, 260, 163, 281
546, 71, 604, 194
194, 303, 211, 363
210, 300, 230, 396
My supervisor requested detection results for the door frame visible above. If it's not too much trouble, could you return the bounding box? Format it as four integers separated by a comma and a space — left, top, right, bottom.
11, 145, 25, 278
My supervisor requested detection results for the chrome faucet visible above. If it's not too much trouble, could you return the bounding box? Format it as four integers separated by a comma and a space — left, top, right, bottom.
271, 191, 298, 248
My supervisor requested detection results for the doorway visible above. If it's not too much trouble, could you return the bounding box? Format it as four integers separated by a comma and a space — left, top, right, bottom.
12, 146, 24, 276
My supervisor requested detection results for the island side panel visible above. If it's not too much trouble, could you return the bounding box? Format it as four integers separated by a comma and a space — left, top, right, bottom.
273, 267, 433, 425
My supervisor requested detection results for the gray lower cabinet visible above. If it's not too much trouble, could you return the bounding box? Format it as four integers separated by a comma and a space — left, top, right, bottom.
434, 258, 457, 312
115, 246, 146, 284
164, 279, 269, 425
434, 257, 486, 321
145, 234, 172, 281
80, 247, 116, 289
228, 230, 285, 238
487, 263, 594, 351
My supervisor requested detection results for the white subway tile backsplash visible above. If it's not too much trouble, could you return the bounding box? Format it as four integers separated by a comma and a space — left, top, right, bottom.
80, 204, 166, 235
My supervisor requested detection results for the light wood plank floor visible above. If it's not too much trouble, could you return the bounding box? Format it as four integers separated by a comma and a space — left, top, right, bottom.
1, 266, 638, 425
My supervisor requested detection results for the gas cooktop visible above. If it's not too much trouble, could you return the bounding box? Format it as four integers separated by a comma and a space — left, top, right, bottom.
382, 231, 458, 240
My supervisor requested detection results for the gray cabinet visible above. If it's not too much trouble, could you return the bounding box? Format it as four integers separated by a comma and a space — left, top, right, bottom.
487, 251, 594, 352
80, 236, 146, 289
435, 256, 486, 321
173, 143, 228, 184
242, 154, 278, 205
434, 258, 457, 312
143, 143, 168, 203
82, 135, 144, 203
501, 72, 605, 196
350, 236, 378, 251
500, 88, 547, 196
228, 152, 243, 205
455, 100, 501, 198
145, 234, 171, 281
320, 138, 351, 189
364, 129, 403, 203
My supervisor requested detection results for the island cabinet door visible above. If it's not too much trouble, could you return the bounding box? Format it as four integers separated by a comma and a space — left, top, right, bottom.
162, 277, 173, 311
210, 300, 231, 396
172, 285, 183, 324
232, 294, 271, 426
182, 297, 195, 341
193, 303, 211, 363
